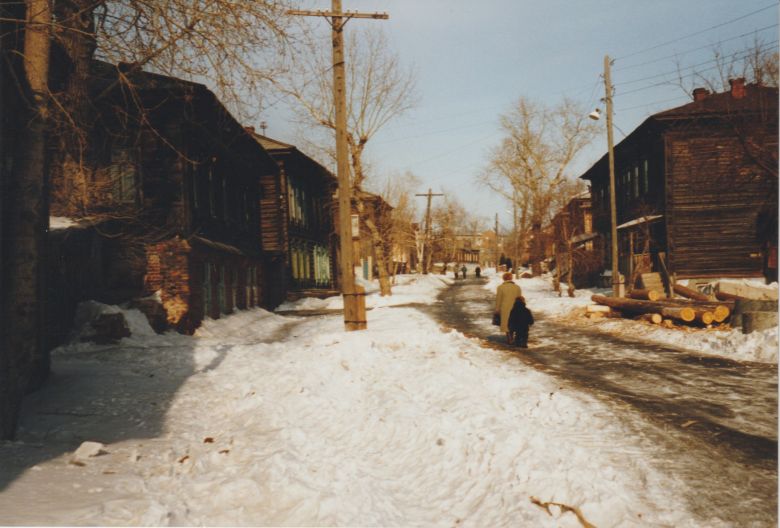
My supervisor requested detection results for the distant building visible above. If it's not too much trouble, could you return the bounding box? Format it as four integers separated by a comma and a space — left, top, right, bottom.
551, 192, 601, 287
249, 132, 339, 305
581, 79, 778, 285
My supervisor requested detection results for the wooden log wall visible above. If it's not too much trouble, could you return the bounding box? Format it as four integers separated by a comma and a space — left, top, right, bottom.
665, 125, 777, 278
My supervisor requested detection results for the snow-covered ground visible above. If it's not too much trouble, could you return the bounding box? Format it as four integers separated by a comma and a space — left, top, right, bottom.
0, 271, 772, 526
483, 269, 779, 364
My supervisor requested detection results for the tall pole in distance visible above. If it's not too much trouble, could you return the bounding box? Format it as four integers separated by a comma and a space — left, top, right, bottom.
494, 213, 499, 269
604, 55, 621, 297
415, 188, 443, 274
287, 3, 388, 330
513, 190, 519, 278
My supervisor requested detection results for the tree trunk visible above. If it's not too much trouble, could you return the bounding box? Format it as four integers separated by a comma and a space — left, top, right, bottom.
591, 295, 696, 322
566, 241, 575, 298
1, 0, 51, 439
673, 283, 711, 302
355, 199, 392, 296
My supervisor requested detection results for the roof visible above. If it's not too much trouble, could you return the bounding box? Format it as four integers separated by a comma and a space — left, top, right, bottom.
247, 131, 336, 184
653, 83, 777, 120
580, 81, 778, 181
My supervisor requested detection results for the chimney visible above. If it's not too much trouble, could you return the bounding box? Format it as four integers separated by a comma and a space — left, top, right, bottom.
245, 126, 256, 134
729, 77, 746, 99
692, 87, 710, 102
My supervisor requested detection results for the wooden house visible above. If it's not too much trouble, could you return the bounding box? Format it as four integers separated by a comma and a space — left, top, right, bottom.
48, 61, 279, 334
551, 192, 602, 287
247, 132, 339, 305
581, 79, 778, 285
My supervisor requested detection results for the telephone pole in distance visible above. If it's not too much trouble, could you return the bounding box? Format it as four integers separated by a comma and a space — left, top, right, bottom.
415, 188, 443, 274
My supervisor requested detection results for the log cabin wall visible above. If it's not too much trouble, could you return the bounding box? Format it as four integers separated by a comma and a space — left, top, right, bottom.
664, 121, 778, 278
48, 62, 274, 334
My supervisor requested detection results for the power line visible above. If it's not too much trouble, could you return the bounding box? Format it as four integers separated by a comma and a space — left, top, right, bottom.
614, 3, 778, 61
615, 39, 778, 87
616, 95, 691, 113
616, 40, 778, 97
614, 22, 779, 73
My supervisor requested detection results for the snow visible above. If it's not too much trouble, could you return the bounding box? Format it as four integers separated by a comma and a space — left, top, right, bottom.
484, 269, 779, 364
0, 271, 770, 526
49, 216, 80, 230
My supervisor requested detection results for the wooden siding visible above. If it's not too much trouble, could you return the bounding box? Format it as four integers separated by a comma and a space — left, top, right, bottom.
259, 167, 285, 253
665, 130, 777, 278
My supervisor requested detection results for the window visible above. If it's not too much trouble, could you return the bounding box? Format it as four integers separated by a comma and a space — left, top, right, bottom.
642, 159, 649, 194
218, 265, 226, 314
109, 147, 137, 203
633, 165, 639, 198
203, 262, 212, 318
208, 161, 216, 217
222, 175, 229, 223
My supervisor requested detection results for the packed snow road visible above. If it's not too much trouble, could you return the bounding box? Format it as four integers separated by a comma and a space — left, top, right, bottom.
425, 277, 778, 526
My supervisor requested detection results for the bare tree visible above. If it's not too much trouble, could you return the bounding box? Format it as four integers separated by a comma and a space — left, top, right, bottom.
675, 37, 778, 94
276, 28, 417, 296
480, 97, 598, 276
1, 0, 293, 438
373, 171, 421, 282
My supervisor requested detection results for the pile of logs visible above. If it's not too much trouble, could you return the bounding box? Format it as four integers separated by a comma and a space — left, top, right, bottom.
590, 283, 734, 328
588, 273, 778, 332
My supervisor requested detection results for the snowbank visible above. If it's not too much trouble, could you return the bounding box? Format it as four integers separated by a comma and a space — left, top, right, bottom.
276, 273, 453, 311
484, 271, 778, 364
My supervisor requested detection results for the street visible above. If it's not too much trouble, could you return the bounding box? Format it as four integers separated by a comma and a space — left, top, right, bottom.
425, 277, 778, 526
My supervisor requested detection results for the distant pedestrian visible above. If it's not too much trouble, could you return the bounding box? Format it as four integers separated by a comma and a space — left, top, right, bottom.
494, 272, 523, 343
453, 267, 459, 279
508, 296, 534, 347
461, 265, 467, 278
475, 266, 481, 278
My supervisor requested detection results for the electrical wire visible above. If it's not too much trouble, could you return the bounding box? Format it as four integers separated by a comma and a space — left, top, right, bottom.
614, 23, 779, 73
614, 2, 778, 61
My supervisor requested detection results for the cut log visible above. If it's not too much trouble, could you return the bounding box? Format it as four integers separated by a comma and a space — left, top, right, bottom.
629, 289, 661, 301
715, 290, 747, 302
662, 319, 674, 328
591, 295, 696, 323
586, 304, 611, 313
711, 305, 730, 323
673, 283, 711, 302
639, 313, 662, 324
694, 310, 715, 325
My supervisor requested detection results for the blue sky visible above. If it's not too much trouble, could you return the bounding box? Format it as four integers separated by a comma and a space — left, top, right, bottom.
260, 1, 778, 230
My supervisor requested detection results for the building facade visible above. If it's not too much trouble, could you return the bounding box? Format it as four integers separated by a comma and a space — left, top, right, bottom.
581, 79, 778, 284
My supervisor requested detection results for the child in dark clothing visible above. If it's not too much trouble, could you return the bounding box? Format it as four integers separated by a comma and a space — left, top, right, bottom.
507, 296, 534, 347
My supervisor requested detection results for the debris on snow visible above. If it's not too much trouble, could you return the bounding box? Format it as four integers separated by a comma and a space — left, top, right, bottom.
71, 441, 107, 463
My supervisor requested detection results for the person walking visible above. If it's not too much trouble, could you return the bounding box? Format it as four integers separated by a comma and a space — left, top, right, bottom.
475, 265, 481, 278
460, 265, 467, 279
494, 272, 523, 344
507, 296, 534, 347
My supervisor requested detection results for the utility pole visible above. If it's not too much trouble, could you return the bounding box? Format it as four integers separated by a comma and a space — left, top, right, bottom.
287, 2, 388, 330
415, 188, 443, 274
512, 190, 519, 278
604, 55, 621, 297
494, 213, 499, 269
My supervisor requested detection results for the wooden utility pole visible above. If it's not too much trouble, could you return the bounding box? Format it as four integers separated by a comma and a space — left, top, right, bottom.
415, 188, 443, 274
604, 55, 621, 297
512, 191, 519, 277
287, 2, 388, 331
494, 213, 499, 269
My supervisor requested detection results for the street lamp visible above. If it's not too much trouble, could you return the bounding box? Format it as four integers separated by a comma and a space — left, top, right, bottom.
591, 54, 622, 297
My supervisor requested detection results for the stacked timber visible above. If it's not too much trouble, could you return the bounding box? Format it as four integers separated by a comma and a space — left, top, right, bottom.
590, 294, 733, 327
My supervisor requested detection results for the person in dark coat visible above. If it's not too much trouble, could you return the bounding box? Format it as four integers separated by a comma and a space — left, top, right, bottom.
507, 296, 534, 347
475, 266, 481, 278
